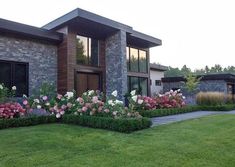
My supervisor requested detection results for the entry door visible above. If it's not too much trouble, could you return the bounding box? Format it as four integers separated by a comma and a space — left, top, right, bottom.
76, 72, 101, 96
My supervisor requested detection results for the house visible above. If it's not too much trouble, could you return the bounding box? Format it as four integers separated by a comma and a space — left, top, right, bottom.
0, 8, 161, 100
162, 73, 235, 96
150, 63, 167, 95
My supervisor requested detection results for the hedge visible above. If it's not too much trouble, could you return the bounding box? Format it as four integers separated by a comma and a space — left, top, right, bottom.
61, 115, 152, 133
0, 115, 152, 133
139, 104, 235, 118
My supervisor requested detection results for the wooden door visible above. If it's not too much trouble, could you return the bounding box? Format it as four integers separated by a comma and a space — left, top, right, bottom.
76, 72, 101, 96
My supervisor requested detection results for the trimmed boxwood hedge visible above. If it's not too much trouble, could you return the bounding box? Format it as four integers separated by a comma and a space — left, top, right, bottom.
139, 104, 235, 118
61, 115, 152, 133
0, 115, 152, 133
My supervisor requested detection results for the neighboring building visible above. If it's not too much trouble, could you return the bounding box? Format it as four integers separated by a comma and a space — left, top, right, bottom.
150, 63, 167, 95
162, 73, 235, 96
0, 8, 161, 100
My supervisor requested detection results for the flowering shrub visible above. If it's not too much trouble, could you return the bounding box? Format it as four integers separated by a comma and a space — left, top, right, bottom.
0, 83, 16, 103
0, 102, 26, 119
155, 90, 186, 109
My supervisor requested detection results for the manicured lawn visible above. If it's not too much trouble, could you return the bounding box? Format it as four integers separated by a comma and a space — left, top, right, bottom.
1, 115, 235, 167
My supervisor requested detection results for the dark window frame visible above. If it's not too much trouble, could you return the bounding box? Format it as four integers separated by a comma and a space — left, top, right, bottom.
128, 76, 148, 96
0, 60, 29, 96
126, 46, 148, 73
155, 80, 162, 86
76, 35, 99, 67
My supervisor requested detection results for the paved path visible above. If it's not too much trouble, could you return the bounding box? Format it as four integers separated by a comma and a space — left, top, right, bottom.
151, 110, 235, 126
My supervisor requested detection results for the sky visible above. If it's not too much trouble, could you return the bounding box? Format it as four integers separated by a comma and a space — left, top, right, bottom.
0, 0, 234, 70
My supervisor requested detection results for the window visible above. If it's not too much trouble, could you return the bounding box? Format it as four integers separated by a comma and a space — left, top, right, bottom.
128, 76, 148, 96
0, 60, 28, 96
150, 79, 152, 86
76, 35, 99, 66
155, 80, 161, 86
126, 47, 148, 73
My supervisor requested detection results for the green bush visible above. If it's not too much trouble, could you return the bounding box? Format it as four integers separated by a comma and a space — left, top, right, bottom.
61, 115, 152, 133
0, 116, 57, 130
0, 115, 151, 133
139, 104, 235, 118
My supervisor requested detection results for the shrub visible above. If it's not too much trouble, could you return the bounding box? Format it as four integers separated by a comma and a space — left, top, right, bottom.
0, 83, 16, 103
0, 102, 26, 119
196, 92, 230, 106
61, 115, 152, 133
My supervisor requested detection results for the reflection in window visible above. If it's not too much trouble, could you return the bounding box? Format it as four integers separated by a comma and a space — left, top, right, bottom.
128, 76, 148, 96
76, 35, 99, 66
126, 47, 148, 73
130, 48, 139, 72
139, 50, 147, 73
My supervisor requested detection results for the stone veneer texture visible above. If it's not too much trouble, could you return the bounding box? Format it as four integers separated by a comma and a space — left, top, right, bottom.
105, 30, 127, 101
0, 35, 57, 95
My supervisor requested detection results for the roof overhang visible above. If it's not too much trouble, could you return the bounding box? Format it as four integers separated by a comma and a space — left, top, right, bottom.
43, 8, 162, 48
0, 18, 63, 44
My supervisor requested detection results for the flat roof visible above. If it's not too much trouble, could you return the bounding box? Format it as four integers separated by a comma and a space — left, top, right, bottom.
162, 73, 235, 83
150, 63, 168, 71
0, 18, 63, 44
43, 8, 161, 47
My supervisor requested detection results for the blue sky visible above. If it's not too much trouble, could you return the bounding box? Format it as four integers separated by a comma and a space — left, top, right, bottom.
0, 0, 234, 70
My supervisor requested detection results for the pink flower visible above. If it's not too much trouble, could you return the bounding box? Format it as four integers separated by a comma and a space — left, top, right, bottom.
98, 106, 103, 112
104, 109, 110, 113
67, 103, 72, 108
92, 96, 98, 103
82, 106, 88, 112
42, 96, 48, 101
57, 94, 63, 99
23, 100, 28, 105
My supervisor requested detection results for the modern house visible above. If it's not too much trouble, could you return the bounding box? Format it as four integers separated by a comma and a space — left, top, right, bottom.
0, 8, 161, 100
150, 63, 167, 95
162, 73, 235, 96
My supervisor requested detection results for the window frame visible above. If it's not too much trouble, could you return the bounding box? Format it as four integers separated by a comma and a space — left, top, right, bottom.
155, 80, 162, 86
76, 35, 99, 67
0, 60, 29, 96
126, 46, 148, 73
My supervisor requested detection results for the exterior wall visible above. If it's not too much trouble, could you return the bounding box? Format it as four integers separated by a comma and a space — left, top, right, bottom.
150, 70, 164, 95
0, 35, 57, 95
163, 80, 228, 95
105, 30, 127, 100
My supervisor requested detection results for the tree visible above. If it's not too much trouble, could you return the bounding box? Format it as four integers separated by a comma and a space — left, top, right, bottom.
184, 73, 201, 93
181, 65, 191, 76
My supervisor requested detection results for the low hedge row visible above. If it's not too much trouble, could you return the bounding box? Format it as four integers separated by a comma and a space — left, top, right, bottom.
0, 115, 152, 133
139, 104, 235, 118
61, 115, 152, 133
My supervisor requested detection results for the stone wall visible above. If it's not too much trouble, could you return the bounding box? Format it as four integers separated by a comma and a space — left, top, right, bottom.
105, 30, 127, 101
163, 80, 228, 105
0, 35, 57, 95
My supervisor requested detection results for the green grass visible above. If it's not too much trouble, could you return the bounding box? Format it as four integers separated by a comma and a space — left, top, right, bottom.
1, 115, 235, 167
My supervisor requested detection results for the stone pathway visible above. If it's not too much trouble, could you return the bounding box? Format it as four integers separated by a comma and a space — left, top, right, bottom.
151, 110, 235, 126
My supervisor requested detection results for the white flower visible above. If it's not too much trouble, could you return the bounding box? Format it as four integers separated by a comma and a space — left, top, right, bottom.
112, 111, 117, 116
88, 90, 94, 96
137, 99, 143, 104
108, 100, 115, 106
37, 105, 42, 109
34, 99, 40, 103
130, 90, 136, 96
170, 90, 173, 93
45, 102, 50, 106
22, 94, 27, 98
0, 84, 3, 90
111, 90, 118, 97
60, 110, 65, 115
56, 113, 61, 118
115, 100, 123, 105
182, 96, 186, 99
65, 92, 74, 99
12, 86, 16, 90
132, 95, 137, 102
177, 89, 181, 92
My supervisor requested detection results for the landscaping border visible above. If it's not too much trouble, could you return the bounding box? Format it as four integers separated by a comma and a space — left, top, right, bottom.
139, 104, 235, 118
0, 115, 152, 133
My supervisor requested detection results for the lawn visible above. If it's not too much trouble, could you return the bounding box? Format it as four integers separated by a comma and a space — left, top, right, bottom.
1, 115, 235, 167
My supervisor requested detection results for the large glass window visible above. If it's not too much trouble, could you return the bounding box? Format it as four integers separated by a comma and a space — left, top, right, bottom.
128, 76, 148, 96
0, 60, 28, 96
126, 47, 148, 73
76, 35, 99, 66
